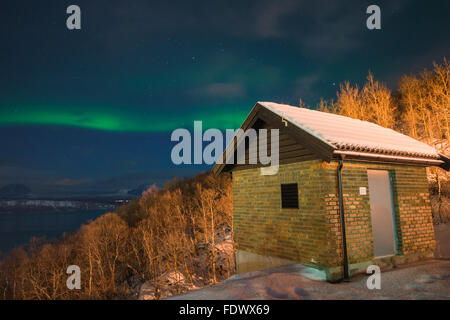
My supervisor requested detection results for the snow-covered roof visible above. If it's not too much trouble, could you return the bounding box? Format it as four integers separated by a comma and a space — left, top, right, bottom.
259, 101, 440, 159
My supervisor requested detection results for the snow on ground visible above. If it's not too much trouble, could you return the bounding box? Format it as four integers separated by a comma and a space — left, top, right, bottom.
166, 224, 450, 300
167, 260, 450, 300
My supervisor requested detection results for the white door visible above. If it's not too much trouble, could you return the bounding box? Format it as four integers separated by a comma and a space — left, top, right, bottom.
367, 170, 396, 257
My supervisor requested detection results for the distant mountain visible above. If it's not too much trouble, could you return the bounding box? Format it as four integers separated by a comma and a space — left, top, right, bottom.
127, 184, 156, 196
0, 184, 31, 198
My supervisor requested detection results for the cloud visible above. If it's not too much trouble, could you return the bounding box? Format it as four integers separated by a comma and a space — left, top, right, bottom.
253, 0, 299, 38
114, 160, 138, 170
191, 82, 246, 99
81, 1, 362, 58
54, 178, 91, 187
251, 0, 409, 57
0, 156, 20, 167
248, 1, 365, 57
95, 168, 204, 190
294, 74, 321, 102
11, 1, 408, 65
0, 166, 48, 184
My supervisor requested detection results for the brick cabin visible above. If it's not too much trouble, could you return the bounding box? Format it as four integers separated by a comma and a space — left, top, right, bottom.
213, 102, 450, 282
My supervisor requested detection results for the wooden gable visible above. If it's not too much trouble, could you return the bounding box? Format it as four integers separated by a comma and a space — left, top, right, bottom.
213, 103, 335, 175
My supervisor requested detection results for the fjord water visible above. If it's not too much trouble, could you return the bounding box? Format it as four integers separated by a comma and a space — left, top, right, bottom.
0, 209, 106, 255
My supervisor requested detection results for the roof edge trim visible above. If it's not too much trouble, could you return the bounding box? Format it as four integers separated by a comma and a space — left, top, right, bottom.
334, 150, 445, 167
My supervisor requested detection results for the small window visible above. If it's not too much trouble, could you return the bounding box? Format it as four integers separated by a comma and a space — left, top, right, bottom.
281, 183, 299, 209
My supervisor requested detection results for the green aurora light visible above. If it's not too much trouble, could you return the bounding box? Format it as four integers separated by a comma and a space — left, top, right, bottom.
0, 103, 249, 132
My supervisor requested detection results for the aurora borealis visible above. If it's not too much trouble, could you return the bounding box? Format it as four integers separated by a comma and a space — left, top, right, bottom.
0, 102, 248, 132
1, 0, 449, 196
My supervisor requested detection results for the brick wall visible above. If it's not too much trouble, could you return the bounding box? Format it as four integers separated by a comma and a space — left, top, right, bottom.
233, 160, 331, 269
232, 160, 436, 273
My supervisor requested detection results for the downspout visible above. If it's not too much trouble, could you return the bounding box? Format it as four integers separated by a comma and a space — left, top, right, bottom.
337, 156, 350, 281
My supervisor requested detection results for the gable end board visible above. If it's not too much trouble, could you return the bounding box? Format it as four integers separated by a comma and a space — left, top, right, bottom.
213, 103, 336, 175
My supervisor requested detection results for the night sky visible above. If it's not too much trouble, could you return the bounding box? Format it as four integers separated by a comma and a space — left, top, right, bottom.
0, 0, 449, 197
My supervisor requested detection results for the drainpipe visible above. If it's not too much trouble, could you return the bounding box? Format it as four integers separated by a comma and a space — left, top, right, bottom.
337, 156, 350, 281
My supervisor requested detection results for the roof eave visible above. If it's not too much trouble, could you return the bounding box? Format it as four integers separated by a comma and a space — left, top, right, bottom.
333, 150, 446, 168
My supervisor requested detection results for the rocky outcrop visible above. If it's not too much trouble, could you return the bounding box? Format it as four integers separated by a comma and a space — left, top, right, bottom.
138, 235, 235, 300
